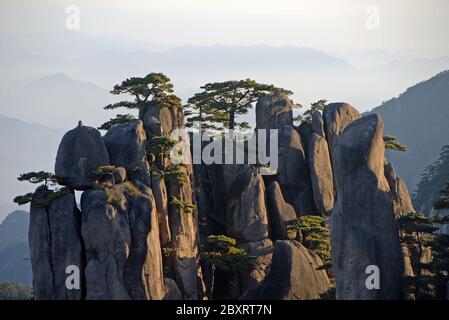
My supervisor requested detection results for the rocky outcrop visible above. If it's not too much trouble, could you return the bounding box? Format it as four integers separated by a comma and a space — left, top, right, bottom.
81, 189, 131, 300
244, 240, 331, 300
267, 181, 297, 240
124, 189, 165, 300
29, 189, 84, 300
142, 105, 173, 139
164, 278, 183, 300
384, 161, 415, 216
222, 165, 269, 242
255, 93, 293, 130
151, 172, 171, 246
277, 125, 308, 204
55, 124, 109, 190
311, 112, 325, 138
166, 169, 203, 300
103, 120, 151, 186
323, 102, 361, 156
330, 114, 403, 300
308, 133, 334, 215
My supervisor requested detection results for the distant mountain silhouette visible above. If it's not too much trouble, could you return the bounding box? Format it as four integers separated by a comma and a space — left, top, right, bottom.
370, 70, 449, 191
0, 210, 31, 284
0, 73, 116, 129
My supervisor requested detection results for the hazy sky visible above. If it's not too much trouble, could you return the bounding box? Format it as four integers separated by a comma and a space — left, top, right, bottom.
1, 0, 449, 57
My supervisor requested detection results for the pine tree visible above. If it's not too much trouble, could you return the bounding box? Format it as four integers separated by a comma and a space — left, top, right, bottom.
202, 235, 256, 299
185, 79, 293, 131
384, 135, 407, 152
295, 99, 327, 124
13, 171, 70, 207
98, 114, 136, 130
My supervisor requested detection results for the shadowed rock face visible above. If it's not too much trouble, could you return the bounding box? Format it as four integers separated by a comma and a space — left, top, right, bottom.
330, 114, 403, 300
308, 133, 334, 215
103, 120, 151, 186
222, 165, 269, 242
55, 125, 109, 190
142, 105, 173, 139
267, 181, 297, 240
29, 190, 84, 300
244, 240, 330, 300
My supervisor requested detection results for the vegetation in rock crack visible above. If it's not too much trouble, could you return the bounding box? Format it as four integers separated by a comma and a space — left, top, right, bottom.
185, 79, 293, 131
0, 282, 33, 300
398, 211, 449, 299
98, 114, 136, 131
103, 181, 141, 204
162, 164, 189, 184
294, 99, 326, 124
384, 135, 408, 152
170, 196, 195, 214
13, 171, 71, 207
150, 135, 182, 169
202, 235, 256, 299
288, 216, 331, 266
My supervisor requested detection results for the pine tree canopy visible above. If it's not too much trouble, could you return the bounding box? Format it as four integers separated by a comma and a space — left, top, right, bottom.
384, 135, 408, 152
186, 79, 293, 130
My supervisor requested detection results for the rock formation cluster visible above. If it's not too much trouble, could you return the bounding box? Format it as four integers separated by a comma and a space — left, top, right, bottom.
28, 93, 414, 300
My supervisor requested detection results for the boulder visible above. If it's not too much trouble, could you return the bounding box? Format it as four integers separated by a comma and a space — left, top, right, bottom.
103, 120, 151, 186
222, 165, 269, 242
142, 105, 173, 139
267, 181, 297, 240
244, 240, 331, 300
308, 133, 334, 215
330, 114, 403, 300
256, 93, 293, 130
113, 167, 127, 184
311, 112, 325, 138
55, 124, 109, 190
322, 102, 361, 156
237, 239, 274, 296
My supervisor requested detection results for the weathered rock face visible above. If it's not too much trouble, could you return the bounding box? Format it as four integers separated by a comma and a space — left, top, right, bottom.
151, 172, 171, 246
308, 133, 334, 215
222, 165, 269, 242
55, 125, 109, 190
142, 105, 173, 139
297, 122, 313, 151
323, 102, 361, 156
244, 240, 331, 300
277, 125, 308, 204
29, 189, 84, 300
48, 193, 84, 300
167, 170, 203, 300
81, 189, 131, 300
384, 161, 415, 216
312, 112, 325, 138
267, 181, 297, 240
164, 278, 183, 300
124, 191, 165, 300
255, 93, 293, 130
103, 120, 151, 186
29, 190, 55, 300
330, 114, 403, 300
